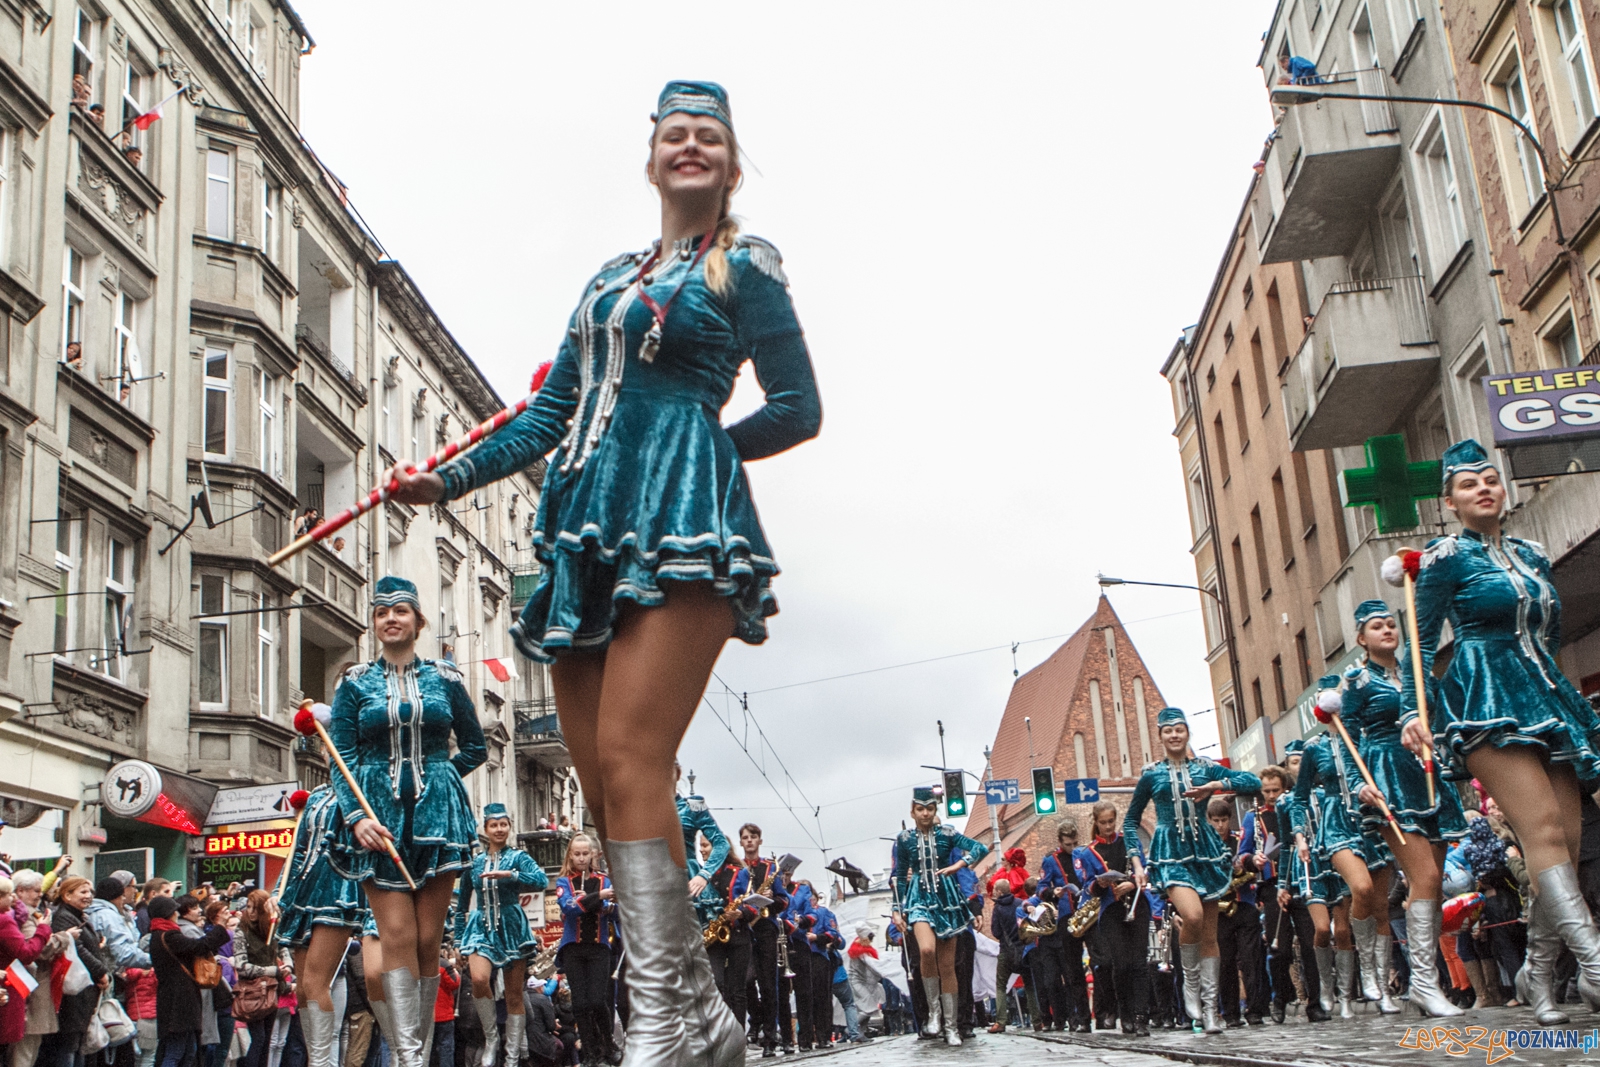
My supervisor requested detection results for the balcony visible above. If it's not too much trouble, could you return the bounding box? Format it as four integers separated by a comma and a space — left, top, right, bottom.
1282, 275, 1437, 451
1260, 69, 1401, 264
514, 698, 570, 767
517, 829, 572, 872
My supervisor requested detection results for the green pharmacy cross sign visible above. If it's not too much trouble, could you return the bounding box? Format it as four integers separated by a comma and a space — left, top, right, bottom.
1339, 434, 1442, 534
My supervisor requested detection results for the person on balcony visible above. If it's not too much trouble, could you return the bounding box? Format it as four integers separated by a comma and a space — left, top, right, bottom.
1276, 52, 1320, 85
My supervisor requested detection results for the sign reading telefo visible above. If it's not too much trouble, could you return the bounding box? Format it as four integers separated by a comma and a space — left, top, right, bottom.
203, 829, 294, 856
1483, 370, 1600, 445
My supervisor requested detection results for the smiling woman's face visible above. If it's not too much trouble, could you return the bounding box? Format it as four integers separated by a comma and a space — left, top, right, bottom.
373, 602, 422, 650
648, 113, 739, 207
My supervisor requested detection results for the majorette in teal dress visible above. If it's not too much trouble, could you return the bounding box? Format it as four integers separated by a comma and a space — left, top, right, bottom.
1343, 657, 1467, 843
1289, 732, 1393, 872
455, 847, 549, 965
1406, 528, 1600, 785
1124, 757, 1262, 902
1278, 792, 1346, 907
433, 232, 821, 663
891, 826, 988, 940
274, 786, 368, 947
328, 656, 486, 890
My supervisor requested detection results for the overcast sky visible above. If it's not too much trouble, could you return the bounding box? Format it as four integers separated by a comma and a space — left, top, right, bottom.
294, 1, 1280, 878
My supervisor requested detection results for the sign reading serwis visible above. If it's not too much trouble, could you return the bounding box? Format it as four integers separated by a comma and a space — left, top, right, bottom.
1482, 370, 1600, 445
203, 829, 294, 856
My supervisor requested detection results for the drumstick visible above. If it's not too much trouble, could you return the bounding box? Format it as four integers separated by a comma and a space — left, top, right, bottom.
1402, 569, 1439, 810
293, 701, 418, 890
267, 362, 553, 567
263, 793, 307, 946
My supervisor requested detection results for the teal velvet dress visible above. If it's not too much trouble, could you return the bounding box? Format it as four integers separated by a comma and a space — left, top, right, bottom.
1289, 734, 1392, 872
1342, 659, 1467, 843
891, 826, 988, 939
456, 847, 549, 965
274, 786, 368, 947
328, 658, 487, 890
435, 235, 821, 663
1406, 531, 1600, 783
1278, 791, 1346, 906
1124, 758, 1262, 901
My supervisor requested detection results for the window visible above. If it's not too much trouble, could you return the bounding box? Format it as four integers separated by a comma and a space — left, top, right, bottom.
1186, 466, 1208, 537
1351, 4, 1379, 68
100, 534, 132, 680
1212, 413, 1230, 482
1296, 629, 1313, 690
381, 377, 398, 454
204, 347, 230, 456
121, 61, 148, 158
1231, 374, 1250, 452
1266, 280, 1291, 374
206, 149, 232, 239
1271, 469, 1295, 566
411, 407, 424, 462
1291, 450, 1318, 536
1555, 0, 1599, 132
260, 178, 277, 261
1231, 536, 1251, 623
112, 293, 140, 404
53, 507, 79, 655
257, 369, 281, 479
1323, 452, 1352, 560
1413, 114, 1467, 271
1546, 315, 1583, 367
1272, 656, 1288, 713
71, 8, 95, 104
1201, 580, 1223, 651
1494, 53, 1545, 212
1250, 331, 1270, 412
1389, 0, 1423, 55
0, 130, 12, 262
1242, 277, 1254, 307
245, 14, 260, 71
198, 574, 227, 707
439, 571, 455, 641
62, 248, 84, 363
1223, 323, 1234, 351
1251, 678, 1265, 723
251, 592, 276, 719
1250, 506, 1272, 597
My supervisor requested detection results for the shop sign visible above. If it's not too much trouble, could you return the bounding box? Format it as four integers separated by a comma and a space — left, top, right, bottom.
205, 783, 300, 827
202, 828, 294, 856
193, 852, 266, 892
1484, 370, 1600, 445
101, 760, 216, 835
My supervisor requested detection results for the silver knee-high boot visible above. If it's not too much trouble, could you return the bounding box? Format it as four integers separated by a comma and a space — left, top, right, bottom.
1199, 956, 1223, 1034
1516, 893, 1571, 1026
418, 974, 441, 1067
1404, 900, 1462, 1017
503, 1014, 526, 1067
1314, 946, 1335, 1013
1373, 926, 1401, 1013
369, 995, 398, 1061
940, 993, 960, 1046
921, 978, 943, 1037
1336, 949, 1357, 1019
380, 970, 426, 1067
607, 839, 691, 1067
472, 998, 500, 1067
302, 1002, 339, 1067
1535, 863, 1600, 1010
676, 894, 743, 1067
1179, 943, 1202, 1022
1351, 917, 1382, 1003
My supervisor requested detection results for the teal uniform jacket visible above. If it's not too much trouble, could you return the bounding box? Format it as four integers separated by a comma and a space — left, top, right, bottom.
678, 792, 729, 916
1277, 793, 1345, 906
891, 826, 988, 940
1405, 530, 1600, 784
328, 658, 486, 890
1343, 659, 1467, 843
456, 847, 549, 965
274, 786, 368, 947
1289, 734, 1392, 871
435, 235, 821, 664
1124, 758, 1261, 901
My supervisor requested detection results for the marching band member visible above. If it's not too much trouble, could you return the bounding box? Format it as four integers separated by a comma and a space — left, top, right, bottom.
1404, 440, 1600, 1023
1038, 821, 1091, 1031
275, 786, 367, 1067
329, 576, 486, 1067
736, 825, 791, 1059
1208, 799, 1264, 1026
788, 880, 839, 1050
554, 833, 619, 1067
673, 768, 748, 1061
890, 786, 989, 1047
1241, 764, 1321, 1022
1125, 707, 1262, 1035
383, 78, 820, 1067
696, 837, 756, 1025
1072, 803, 1150, 1034
1278, 744, 1349, 1022
1339, 598, 1466, 1018
1296, 675, 1398, 1015
457, 804, 548, 1067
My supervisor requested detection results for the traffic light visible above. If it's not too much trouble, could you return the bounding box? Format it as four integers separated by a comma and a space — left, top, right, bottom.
1032, 767, 1057, 814
942, 770, 967, 818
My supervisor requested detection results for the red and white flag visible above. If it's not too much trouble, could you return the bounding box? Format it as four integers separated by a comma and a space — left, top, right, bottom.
6, 959, 38, 998
484, 658, 518, 684
132, 87, 186, 131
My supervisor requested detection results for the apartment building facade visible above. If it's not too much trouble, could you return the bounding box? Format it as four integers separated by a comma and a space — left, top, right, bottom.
1162, 0, 1514, 765
0, 0, 574, 882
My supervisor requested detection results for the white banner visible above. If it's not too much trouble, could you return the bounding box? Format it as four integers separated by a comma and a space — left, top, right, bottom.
205, 782, 300, 827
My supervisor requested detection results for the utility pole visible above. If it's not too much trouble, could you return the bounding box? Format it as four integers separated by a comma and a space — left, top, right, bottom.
937, 719, 947, 771
982, 745, 1002, 851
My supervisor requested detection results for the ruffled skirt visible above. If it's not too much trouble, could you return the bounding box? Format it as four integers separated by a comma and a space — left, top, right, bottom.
1356, 733, 1468, 843
1310, 791, 1393, 870
1437, 638, 1600, 784
1280, 842, 1346, 906
1145, 825, 1233, 901
459, 903, 538, 965
329, 757, 477, 891
901, 874, 972, 939
511, 394, 778, 663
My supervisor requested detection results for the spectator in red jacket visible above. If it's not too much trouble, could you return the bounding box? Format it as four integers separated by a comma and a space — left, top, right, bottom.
430, 951, 460, 1067
986, 849, 1029, 898
0, 877, 51, 1050
121, 962, 160, 1067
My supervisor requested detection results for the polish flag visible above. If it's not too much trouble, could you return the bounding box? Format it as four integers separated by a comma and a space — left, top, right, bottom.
484, 658, 517, 683
6, 959, 38, 998
132, 87, 186, 131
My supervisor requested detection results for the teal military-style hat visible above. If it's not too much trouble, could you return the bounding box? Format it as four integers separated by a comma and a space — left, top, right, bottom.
1156, 707, 1188, 727
1283, 739, 1306, 756
372, 575, 421, 610
912, 785, 938, 805
482, 802, 511, 825
1441, 438, 1497, 492
1317, 674, 1341, 691
653, 80, 733, 131
1354, 599, 1395, 627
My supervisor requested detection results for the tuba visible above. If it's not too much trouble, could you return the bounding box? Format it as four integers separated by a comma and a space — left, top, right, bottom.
1019, 900, 1058, 942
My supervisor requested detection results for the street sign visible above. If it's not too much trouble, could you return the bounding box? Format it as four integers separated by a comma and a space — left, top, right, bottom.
1061, 778, 1101, 804
983, 779, 1020, 805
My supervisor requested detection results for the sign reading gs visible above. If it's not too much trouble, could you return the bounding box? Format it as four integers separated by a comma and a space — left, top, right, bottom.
1483, 370, 1600, 445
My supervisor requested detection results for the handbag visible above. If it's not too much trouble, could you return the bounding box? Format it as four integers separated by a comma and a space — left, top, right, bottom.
59, 939, 92, 997
162, 934, 221, 989
231, 974, 279, 1022
96, 991, 136, 1048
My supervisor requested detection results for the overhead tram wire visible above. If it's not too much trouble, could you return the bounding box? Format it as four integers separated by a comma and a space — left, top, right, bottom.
698, 683, 828, 855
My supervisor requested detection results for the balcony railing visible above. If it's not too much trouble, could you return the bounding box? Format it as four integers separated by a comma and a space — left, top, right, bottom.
1282, 275, 1438, 451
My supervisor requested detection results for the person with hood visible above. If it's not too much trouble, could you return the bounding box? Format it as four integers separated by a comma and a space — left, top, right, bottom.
985, 850, 1028, 899
88, 876, 150, 971
844, 927, 883, 1040
149, 895, 230, 1067
520, 978, 561, 1067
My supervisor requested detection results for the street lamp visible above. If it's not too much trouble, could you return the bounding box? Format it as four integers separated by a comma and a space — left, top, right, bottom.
1269, 83, 1565, 244
1097, 575, 1224, 602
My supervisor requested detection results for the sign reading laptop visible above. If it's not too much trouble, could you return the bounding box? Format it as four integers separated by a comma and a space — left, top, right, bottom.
205, 782, 300, 827
100, 760, 217, 835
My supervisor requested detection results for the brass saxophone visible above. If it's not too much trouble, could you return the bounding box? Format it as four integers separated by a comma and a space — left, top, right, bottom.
1064, 894, 1104, 937
1217, 867, 1258, 918
703, 860, 777, 947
